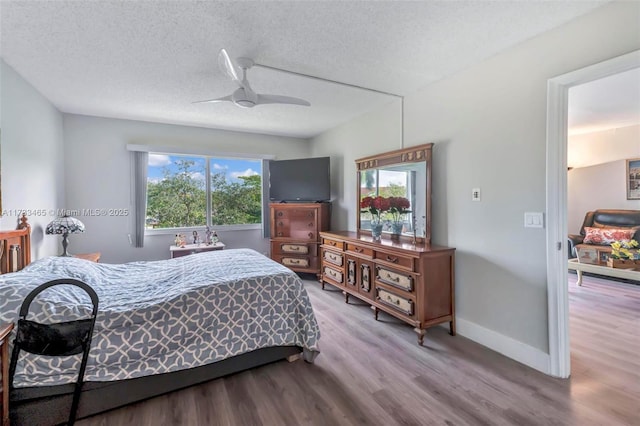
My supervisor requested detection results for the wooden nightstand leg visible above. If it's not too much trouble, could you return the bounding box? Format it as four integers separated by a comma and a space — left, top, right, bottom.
1, 323, 14, 426
372, 305, 379, 321
2, 340, 7, 426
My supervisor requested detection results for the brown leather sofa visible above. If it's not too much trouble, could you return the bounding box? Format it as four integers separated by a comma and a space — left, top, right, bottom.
568, 209, 640, 258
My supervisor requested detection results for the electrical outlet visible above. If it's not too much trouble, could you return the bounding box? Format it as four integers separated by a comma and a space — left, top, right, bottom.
472, 188, 481, 201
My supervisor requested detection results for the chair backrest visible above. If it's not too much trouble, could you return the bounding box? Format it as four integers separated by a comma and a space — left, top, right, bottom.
9, 278, 99, 425
580, 209, 640, 238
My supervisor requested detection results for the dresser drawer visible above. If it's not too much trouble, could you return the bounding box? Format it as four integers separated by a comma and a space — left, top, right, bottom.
346, 243, 373, 258
376, 287, 414, 317
273, 208, 317, 220
272, 254, 318, 272
322, 237, 344, 250
273, 222, 318, 239
323, 265, 344, 285
323, 249, 344, 267
376, 266, 414, 292
271, 242, 317, 256
374, 249, 414, 271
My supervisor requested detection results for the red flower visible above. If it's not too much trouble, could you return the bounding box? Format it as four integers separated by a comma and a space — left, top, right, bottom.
388, 197, 411, 223
361, 196, 391, 222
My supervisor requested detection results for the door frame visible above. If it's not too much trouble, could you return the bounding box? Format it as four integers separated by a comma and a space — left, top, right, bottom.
546, 50, 640, 378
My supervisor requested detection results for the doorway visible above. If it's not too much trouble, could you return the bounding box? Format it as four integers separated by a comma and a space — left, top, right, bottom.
546, 50, 640, 378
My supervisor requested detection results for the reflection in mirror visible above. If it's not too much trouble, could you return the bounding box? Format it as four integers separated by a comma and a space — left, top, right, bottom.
356, 143, 432, 244
359, 162, 426, 237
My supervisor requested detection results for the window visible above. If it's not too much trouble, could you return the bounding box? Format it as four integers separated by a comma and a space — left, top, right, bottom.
146, 153, 262, 230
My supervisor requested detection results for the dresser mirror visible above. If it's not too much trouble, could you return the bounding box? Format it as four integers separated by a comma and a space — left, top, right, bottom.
356, 143, 432, 244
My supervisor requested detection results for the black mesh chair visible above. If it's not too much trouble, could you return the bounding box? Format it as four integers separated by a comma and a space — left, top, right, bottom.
8, 279, 99, 426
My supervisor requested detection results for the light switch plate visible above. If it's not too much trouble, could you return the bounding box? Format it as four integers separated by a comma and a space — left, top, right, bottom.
524, 212, 544, 228
472, 188, 481, 201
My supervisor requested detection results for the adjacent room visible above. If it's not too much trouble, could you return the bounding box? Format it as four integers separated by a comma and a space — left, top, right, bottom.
0, 1, 638, 425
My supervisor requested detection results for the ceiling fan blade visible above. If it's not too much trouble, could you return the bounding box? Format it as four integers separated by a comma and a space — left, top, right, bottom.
218, 48, 242, 86
192, 95, 233, 104
256, 94, 311, 107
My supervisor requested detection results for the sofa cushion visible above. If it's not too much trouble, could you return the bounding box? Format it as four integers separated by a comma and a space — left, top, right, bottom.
582, 227, 637, 245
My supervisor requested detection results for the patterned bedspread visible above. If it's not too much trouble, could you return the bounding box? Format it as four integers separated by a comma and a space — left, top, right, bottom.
0, 249, 320, 387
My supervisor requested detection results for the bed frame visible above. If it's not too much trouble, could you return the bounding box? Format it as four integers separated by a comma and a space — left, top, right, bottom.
0, 214, 31, 274
0, 216, 303, 426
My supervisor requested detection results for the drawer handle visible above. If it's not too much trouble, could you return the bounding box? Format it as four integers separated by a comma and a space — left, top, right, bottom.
354, 247, 363, 253
386, 295, 400, 305
386, 255, 399, 263
308, 232, 314, 238
329, 241, 336, 246
277, 212, 283, 217
278, 221, 283, 226
288, 246, 301, 252
277, 232, 283, 237
289, 259, 301, 265
308, 222, 314, 227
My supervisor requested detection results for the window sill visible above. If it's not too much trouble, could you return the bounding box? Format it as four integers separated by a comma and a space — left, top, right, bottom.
145, 224, 261, 236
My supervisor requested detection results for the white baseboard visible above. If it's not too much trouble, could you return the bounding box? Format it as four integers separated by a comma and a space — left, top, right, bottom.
454, 318, 551, 375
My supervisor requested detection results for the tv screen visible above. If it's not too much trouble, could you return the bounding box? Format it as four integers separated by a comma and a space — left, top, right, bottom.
269, 157, 330, 202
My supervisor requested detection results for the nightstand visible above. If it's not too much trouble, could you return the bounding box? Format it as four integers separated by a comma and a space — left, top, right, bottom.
1, 322, 14, 426
170, 243, 225, 259
74, 252, 101, 262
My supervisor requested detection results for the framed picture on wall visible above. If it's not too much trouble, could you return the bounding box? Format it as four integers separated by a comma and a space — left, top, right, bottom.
627, 158, 640, 200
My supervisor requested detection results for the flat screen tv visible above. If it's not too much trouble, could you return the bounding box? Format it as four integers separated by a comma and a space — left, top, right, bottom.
269, 157, 330, 202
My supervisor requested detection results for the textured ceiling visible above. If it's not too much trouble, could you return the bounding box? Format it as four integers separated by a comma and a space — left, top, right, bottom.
568, 67, 640, 135
0, 1, 610, 138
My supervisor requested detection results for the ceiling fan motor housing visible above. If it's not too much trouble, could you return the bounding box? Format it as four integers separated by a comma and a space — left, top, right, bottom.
232, 87, 257, 108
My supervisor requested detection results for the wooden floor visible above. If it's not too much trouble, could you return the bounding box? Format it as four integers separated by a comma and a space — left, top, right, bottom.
77, 275, 640, 426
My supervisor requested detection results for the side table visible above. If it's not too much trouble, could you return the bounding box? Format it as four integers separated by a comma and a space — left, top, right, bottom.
1, 323, 14, 426
74, 252, 101, 263
170, 243, 225, 259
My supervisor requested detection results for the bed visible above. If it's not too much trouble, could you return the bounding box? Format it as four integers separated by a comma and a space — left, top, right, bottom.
0, 217, 320, 426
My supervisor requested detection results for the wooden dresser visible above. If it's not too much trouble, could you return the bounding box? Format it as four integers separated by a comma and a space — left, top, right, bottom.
270, 202, 330, 276
320, 231, 455, 345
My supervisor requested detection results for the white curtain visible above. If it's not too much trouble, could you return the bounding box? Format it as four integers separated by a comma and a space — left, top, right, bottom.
262, 159, 271, 238
131, 151, 148, 247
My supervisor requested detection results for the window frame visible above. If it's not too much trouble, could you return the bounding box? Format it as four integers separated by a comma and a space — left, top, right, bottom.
130, 145, 274, 235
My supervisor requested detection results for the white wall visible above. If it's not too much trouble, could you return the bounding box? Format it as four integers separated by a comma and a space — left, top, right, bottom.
568, 124, 640, 169
568, 160, 640, 233
310, 1, 640, 369
310, 99, 403, 230
63, 114, 311, 264
0, 60, 65, 259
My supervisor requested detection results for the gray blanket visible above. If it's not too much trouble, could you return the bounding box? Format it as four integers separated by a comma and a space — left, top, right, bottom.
0, 249, 320, 387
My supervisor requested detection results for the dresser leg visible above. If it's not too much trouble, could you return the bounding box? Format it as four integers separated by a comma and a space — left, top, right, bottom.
449, 319, 456, 336
414, 328, 426, 346
343, 291, 349, 303
321, 281, 325, 290
372, 306, 379, 321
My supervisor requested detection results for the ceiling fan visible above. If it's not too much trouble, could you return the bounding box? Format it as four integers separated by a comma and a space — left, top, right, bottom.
194, 49, 311, 109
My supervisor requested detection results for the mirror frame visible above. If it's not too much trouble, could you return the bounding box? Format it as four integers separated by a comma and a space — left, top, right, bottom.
356, 143, 432, 244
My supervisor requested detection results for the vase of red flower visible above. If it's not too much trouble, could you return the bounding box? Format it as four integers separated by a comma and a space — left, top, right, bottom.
360, 196, 390, 240
388, 197, 411, 237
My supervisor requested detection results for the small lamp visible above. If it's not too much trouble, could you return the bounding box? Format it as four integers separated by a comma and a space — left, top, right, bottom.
46, 215, 85, 256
